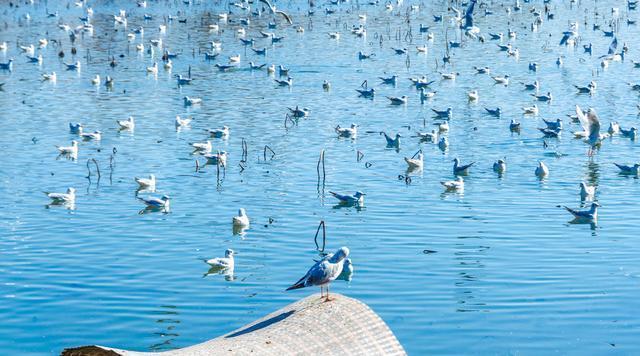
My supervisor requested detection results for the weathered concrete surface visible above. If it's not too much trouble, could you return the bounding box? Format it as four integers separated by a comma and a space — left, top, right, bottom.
62, 293, 406, 356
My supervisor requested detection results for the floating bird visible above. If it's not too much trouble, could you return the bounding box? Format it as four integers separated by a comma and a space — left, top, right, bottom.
485, 107, 501, 117
608, 122, 620, 135
232, 208, 250, 227
387, 96, 408, 105
535, 161, 549, 177
204, 151, 228, 167
146, 62, 158, 74
453, 158, 474, 175
190, 140, 212, 153
379, 75, 398, 85
139, 195, 170, 209
135, 174, 156, 190
509, 119, 521, 131
275, 77, 293, 87
56, 140, 79, 156
522, 80, 539, 91
417, 130, 438, 142
492, 75, 509, 85
329, 191, 365, 205
90, 74, 100, 85
288, 106, 310, 118
564, 203, 599, 222
441, 176, 464, 190
432, 107, 452, 119
522, 104, 539, 115
468, 90, 479, 101
206, 249, 235, 269
532, 92, 553, 102
64, 61, 81, 71
184, 96, 202, 106
175, 115, 192, 128
381, 132, 402, 147
69, 122, 83, 134
620, 127, 637, 139
614, 163, 640, 175
405, 152, 424, 170
438, 137, 449, 151
205, 126, 230, 138
41, 71, 56, 81
45, 187, 76, 203
117, 116, 135, 130
80, 130, 101, 141
493, 159, 506, 174
543, 118, 562, 131
356, 88, 375, 98
335, 124, 357, 138
575, 81, 596, 94
286, 246, 350, 301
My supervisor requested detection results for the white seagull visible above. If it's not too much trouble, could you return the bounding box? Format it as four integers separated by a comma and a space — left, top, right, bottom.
286, 247, 350, 302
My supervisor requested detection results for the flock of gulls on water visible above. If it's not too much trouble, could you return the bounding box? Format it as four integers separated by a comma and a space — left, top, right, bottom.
3, 0, 640, 300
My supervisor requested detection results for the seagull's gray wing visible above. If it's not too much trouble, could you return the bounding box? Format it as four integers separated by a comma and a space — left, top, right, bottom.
587, 109, 601, 140
276, 10, 293, 24
575, 105, 590, 135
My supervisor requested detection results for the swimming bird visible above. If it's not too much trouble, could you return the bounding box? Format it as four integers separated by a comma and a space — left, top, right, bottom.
329, 191, 365, 205
614, 163, 640, 175
205, 126, 230, 138
56, 140, 79, 156
146, 62, 158, 74
328, 32, 340, 39
432, 107, 452, 119
474, 66, 490, 74
580, 182, 596, 200
535, 161, 549, 177
288, 106, 310, 118
64, 61, 81, 71
204, 151, 228, 166
387, 96, 408, 105
190, 140, 212, 153
485, 107, 501, 117
436, 121, 450, 132
322, 80, 331, 91
575, 81, 596, 94
405, 152, 424, 170
69, 122, 83, 134
206, 249, 235, 269
45, 187, 76, 203
135, 174, 156, 190
41, 71, 56, 81
522, 104, 539, 115
249, 62, 266, 70
417, 130, 438, 142
492, 75, 509, 85
564, 203, 599, 222
543, 118, 562, 131
522, 80, 539, 91
608, 122, 620, 135
620, 127, 637, 139
381, 132, 402, 147
468, 90, 479, 101
438, 137, 449, 150
274, 77, 293, 87
453, 158, 474, 175
117, 116, 135, 130
510, 119, 521, 131
441, 176, 464, 190
532, 92, 553, 102
184, 96, 202, 106
379, 75, 398, 85
358, 51, 374, 60
419, 88, 436, 102
26, 54, 42, 63
80, 130, 101, 141
139, 195, 170, 209
356, 88, 375, 98
335, 124, 357, 138
175, 115, 192, 128
90, 74, 100, 85
493, 159, 506, 174
232, 208, 249, 227
286, 246, 350, 302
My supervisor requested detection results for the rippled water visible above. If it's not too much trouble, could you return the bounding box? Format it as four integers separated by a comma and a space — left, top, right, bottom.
2, 0, 640, 354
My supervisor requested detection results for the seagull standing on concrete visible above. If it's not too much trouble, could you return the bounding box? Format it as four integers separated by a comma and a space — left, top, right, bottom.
286, 247, 350, 302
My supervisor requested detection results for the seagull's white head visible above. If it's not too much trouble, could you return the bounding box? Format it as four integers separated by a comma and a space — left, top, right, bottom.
67, 187, 76, 194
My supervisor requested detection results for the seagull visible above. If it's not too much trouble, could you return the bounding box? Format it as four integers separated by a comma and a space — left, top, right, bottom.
329, 191, 365, 205
288, 106, 310, 118
538, 128, 560, 138
608, 122, 620, 135
387, 96, 408, 105
474, 66, 491, 74
417, 130, 438, 142
175, 75, 192, 85
42, 71, 56, 81
204, 151, 228, 167
405, 152, 424, 170
232, 208, 249, 227
436, 121, 450, 132
135, 174, 156, 190
146, 62, 158, 74
139, 195, 170, 209
381, 132, 402, 147
485, 107, 501, 117
286, 246, 350, 302
69, 122, 83, 134
493, 159, 506, 174
356, 88, 375, 98
322, 80, 331, 91
438, 137, 449, 150
543, 119, 562, 131
532, 92, 553, 102
453, 158, 474, 175
64, 61, 81, 71
80, 130, 101, 141
184, 96, 202, 106
575, 81, 596, 94
441, 176, 464, 190
26, 54, 42, 63
335, 124, 357, 138
379, 75, 398, 85
522, 80, 539, 91
535, 161, 549, 177
419, 88, 436, 102
468, 90, 479, 101
259, 0, 293, 24
205, 126, 230, 138
190, 140, 212, 153
564, 202, 599, 222
522, 104, 539, 115
509, 119, 521, 131
620, 127, 637, 139
117, 116, 135, 130
432, 107, 452, 119
492, 75, 509, 85
328, 32, 340, 39
56, 140, 79, 156
90, 74, 100, 85
580, 182, 596, 200
574, 105, 602, 155
249, 62, 266, 70
274, 77, 293, 87
206, 249, 235, 268
614, 163, 640, 175
175, 115, 192, 128
45, 187, 76, 203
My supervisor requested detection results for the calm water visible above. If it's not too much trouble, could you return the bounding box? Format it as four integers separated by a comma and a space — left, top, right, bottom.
2, 0, 640, 354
